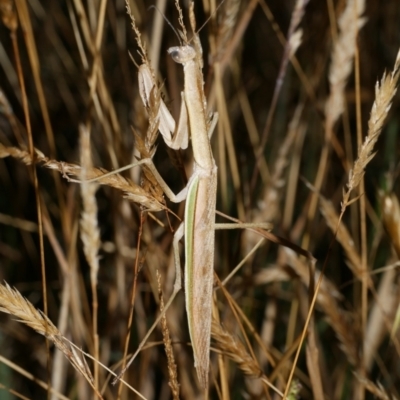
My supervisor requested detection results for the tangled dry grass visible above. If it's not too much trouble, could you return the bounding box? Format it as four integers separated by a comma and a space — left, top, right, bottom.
0, 0, 400, 399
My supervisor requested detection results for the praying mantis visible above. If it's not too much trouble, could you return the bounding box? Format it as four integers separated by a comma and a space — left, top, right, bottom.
112, 4, 272, 389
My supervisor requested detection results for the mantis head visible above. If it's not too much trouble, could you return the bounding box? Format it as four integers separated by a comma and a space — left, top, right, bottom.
167, 45, 196, 65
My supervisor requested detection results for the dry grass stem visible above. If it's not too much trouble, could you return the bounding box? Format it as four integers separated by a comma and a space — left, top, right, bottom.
282, 249, 359, 366
364, 265, 398, 371
246, 104, 302, 253
319, 196, 365, 280
257, 0, 309, 161
157, 271, 180, 400
382, 193, 400, 258
354, 373, 397, 400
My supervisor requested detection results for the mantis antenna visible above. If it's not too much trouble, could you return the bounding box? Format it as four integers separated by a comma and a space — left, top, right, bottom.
147, 5, 182, 45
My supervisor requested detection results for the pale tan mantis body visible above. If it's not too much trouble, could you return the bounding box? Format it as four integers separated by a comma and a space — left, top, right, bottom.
110, 11, 272, 389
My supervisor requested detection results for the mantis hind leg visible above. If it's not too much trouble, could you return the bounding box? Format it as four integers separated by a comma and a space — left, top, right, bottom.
214, 222, 272, 231
213, 221, 273, 288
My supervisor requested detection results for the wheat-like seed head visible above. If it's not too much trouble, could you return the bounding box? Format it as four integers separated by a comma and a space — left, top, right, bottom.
343, 49, 400, 210
0, 143, 166, 212
325, 0, 366, 127
0, 283, 95, 385
79, 125, 101, 281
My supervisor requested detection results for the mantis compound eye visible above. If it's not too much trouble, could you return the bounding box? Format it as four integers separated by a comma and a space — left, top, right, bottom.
167, 45, 196, 64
